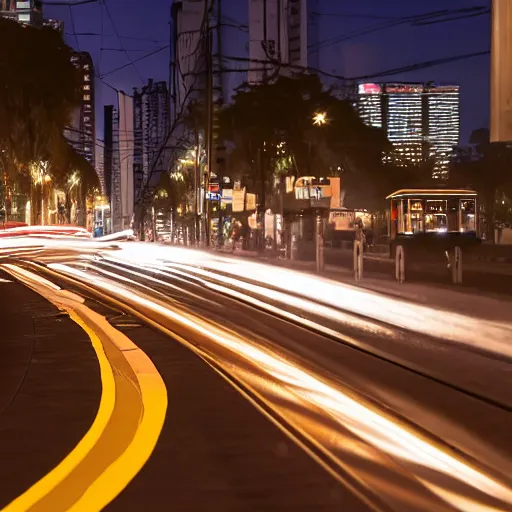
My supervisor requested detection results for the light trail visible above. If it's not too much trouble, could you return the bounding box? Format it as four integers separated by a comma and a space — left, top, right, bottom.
2, 237, 512, 510
104, 243, 512, 359
39, 261, 512, 512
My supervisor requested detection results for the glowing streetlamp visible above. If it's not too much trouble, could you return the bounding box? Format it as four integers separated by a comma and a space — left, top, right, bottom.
313, 112, 327, 126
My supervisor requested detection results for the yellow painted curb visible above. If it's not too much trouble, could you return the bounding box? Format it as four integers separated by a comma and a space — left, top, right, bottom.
0, 264, 168, 512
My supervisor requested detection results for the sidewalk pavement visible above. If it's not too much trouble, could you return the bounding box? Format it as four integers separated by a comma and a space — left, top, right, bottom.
0, 269, 101, 509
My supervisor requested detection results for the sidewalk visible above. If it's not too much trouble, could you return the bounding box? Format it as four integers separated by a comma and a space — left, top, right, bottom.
0, 269, 101, 509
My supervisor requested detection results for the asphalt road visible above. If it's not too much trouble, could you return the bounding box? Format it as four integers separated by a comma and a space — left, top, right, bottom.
2, 242, 512, 511
85, 258, 512, 478
0, 268, 372, 512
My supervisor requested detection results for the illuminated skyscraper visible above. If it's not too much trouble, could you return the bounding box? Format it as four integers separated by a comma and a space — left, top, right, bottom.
133, 80, 170, 203
0, 0, 43, 26
65, 52, 96, 168
425, 85, 460, 176
358, 83, 460, 178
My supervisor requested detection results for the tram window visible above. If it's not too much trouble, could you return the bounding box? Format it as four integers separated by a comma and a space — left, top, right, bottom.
425, 214, 447, 232
411, 213, 424, 233
447, 199, 458, 231
425, 200, 446, 213
460, 199, 476, 232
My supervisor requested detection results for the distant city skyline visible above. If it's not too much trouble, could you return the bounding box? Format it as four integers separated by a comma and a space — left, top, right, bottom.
358, 82, 460, 177
4, 0, 490, 145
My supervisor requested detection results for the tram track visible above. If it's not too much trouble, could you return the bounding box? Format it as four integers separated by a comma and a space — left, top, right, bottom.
84, 255, 512, 414
6, 256, 512, 511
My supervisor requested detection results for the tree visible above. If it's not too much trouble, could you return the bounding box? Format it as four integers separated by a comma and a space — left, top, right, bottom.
219, 74, 389, 246
0, 18, 98, 223
449, 129, 512, 241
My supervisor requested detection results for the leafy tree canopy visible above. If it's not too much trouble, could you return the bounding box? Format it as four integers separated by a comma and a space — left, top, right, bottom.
0, 18, 97, 189
219, 74, 389, 185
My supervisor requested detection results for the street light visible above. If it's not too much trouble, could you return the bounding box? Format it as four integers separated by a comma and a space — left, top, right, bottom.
313, 112, 327, 126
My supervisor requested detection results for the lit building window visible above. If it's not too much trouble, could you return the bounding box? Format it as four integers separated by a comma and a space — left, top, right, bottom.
18, 13, 30, 22
84, 75, 90, 81
84, 94, 91, 101
83, 85, 91, 91
17, 1, 31, 8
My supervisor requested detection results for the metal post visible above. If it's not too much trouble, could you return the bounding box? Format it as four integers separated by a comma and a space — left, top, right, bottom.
151, 206, 157, 242
194, 128, 200, 245
452, 246, 463, 284
353, 240, 363, 281
395, 245, 405, 283
316, 213, 324, 273
204, 24, 213, 247
291, 233, 298, 261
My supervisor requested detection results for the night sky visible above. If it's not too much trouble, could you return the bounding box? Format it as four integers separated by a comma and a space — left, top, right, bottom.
44, 0, 491, 143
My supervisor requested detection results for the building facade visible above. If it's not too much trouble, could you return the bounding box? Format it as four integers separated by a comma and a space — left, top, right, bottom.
491, 0, 512, 142
66, 52, 96, 168
358, 82, 460, 177
171, 0, 208, 122
0, 0, 43, 26
133, 80, 170, 203
248, 0, 319, 83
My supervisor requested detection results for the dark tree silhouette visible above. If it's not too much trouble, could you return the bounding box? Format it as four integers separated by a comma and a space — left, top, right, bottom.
0, 18, 98, 223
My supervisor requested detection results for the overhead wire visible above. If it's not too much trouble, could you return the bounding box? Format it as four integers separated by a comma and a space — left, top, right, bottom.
67, 0, 80, 50
310, 6, 489, 53
101, 0, 144, 84
100, 45, 170, 78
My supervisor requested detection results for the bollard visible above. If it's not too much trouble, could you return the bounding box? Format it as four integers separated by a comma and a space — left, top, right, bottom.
291, 234, 298, 261
353, 240, 363, 281
451, 246, 462, 284
395, 245, 405, 283
316, 214, 325, 273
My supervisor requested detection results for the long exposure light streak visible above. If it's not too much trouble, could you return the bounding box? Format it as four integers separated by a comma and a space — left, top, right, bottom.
41, 261, 512, 512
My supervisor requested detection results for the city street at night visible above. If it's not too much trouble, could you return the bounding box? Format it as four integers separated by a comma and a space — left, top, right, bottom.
2, 0, 512, 510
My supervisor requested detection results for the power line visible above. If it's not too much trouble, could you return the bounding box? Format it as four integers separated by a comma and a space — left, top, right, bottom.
41, 0, 100, 5
311, 6, 489, 53
100, 45, 169, 78
66, 32, 168, 43
312, 12, 400, 20
101, 0, 144, 84
67, 0, 80, 50
222, 49, 490, 82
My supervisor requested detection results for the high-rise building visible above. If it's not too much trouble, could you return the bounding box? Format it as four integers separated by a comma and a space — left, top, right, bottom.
171, 0, 207, 122
103, 105, 115, 202
425, 85, 460, 174
0, 0, 43, 26
66, 52, 96, 168
133, 79, 170, 203
43, 18, 64, 33
491, 0, 512, 142
358, 82, 460, 177
106, 94, 134, 233
248, 0, 288, 84
248, 0, 319, 83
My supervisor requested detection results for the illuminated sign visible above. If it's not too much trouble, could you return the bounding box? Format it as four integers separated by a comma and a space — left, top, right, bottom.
206, 192, 221, 201
358, 83, 382, 94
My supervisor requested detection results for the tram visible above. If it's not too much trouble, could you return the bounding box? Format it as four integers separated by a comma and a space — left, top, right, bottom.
387, 189, 481, 281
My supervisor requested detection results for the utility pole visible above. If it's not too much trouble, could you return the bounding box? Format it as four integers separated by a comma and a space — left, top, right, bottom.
204, 7, 213, 246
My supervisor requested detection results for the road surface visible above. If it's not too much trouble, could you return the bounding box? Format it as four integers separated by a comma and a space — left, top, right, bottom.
0, 239, 511, 511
